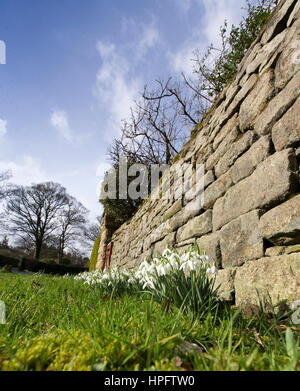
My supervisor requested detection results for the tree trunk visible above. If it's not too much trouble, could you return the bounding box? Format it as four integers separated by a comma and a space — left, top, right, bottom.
34, 241, 42, 261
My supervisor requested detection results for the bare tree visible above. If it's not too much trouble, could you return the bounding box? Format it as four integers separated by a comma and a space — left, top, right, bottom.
0, 170, 11, 201
83, 215, 103, 244
5, 182, 68, 261
55, 196, 88, 263
108, 75, 211, 169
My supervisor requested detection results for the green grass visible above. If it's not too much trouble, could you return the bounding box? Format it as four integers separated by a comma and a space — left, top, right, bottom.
0, 272, 299, 371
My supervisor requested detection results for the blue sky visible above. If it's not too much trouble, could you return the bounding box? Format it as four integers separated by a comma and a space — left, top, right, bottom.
0, 0, 245, 223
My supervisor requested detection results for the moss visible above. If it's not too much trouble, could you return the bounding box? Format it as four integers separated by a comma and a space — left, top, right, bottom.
89, 236, 101, 271
1, 330, 98, 371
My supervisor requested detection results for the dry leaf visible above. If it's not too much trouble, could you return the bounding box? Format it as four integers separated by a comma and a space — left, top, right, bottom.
182, 362, 193, 371
175, 356, 183, 368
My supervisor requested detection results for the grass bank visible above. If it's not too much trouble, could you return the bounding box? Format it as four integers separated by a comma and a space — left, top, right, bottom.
0, 272, 299, 371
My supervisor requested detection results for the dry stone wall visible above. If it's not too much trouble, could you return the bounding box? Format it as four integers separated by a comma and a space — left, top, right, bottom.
98, 0, 300, 309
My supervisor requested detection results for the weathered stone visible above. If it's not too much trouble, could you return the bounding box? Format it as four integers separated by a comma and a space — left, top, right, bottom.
275, 35, 300, 89
212, 114, 239, 151
224, 85, 240, 111
234, 254, 300, 309
259, 194, 300, 245
230, 135, 272, 184
239, 70, 274, 131
296, 146, 300, 159
206, 128, 240, 171
220, 210, 264, 268
149, 220, 173, 245
177, 238, 197, 247
203, 170, 215, 189
170, 199, 202, 231
265, 246, 285, 257
213, 268, 237, 301
203, 172, 233, 210
197, 232, 221, 268
135, 248, 154, 268
177, 210, 213, 242
287, 0, 300, 26
196, 143, 214, 165
175, 244, 193, 254
213, 149, 298, 231
225, 74, 258, 116
272, 96, 300, 151
237, 41, 262, 74
184, 170, 215, 203
260, 0, 297, 44
215, 131, 256, 178
254, 70, 300, 135
265, 244, 300, 257
153, 232, 176, 256
193, 133, 210, 155
247, 31, 287, 75
164, 200, 182, 221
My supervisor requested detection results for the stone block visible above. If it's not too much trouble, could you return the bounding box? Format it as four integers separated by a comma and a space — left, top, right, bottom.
149, 220, 173, 245
247, 31, 287, 74
177, 210, 213, 242
220, 210, 264, 268
259, 194, 300, 245
206, 127, 240, 171
272, 96, 300, 151
203, 172, 233, 210
265, 244, 300, 257
254, 71, 300, 136
230, 135, 272, 184
213, 149, 298, 231
197, 232, 221, 268
211, 114, 239, 151
153, 232, 176, 256
239, 70, 274, 132
260, 0, 297, 44
275, 35, 300, 89
164, 200, 182, 221
214, 131, 256, 178
213, 268, 237, 301
225, 74, 258, 116
234, 254, 300, 309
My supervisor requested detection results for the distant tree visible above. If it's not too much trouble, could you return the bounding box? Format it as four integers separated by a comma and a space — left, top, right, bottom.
83, 215, 103, 244
0, 170, 11, 201
0, 235, 9, 250
5, 182, 68, 261
55, 195, 88, 263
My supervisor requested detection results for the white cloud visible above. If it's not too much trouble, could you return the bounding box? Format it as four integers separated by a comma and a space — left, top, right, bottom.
169, 0, 245, 75
0, 119, 7, 137
95, 41, 141, 137
0, 156, 48, 186
96, 161, 111, 180
137, 25, 160, 58
94, 21, 160, 138
50, 110, 73, 142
